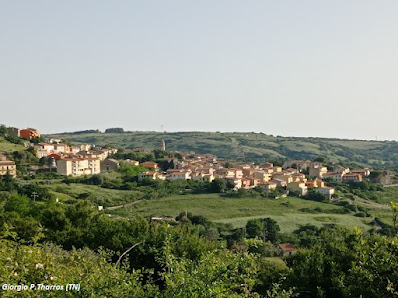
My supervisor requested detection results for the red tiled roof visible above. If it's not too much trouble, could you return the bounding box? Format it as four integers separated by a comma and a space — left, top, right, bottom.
261, 181, 277, 185
0, 161, 15, 165
279, 243, 297, 251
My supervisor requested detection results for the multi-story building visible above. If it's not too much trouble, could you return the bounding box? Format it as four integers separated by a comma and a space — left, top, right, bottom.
260, 162, 273, 169
20, 128, 40, 139
272, 173, 293, 184
351, 168, 371, 177
202, 167, 216, 175
0, 161, 17, 178
253, 171, 271, 182
35, 143, 69, 158
305, 179, 325, 188
141, 161, 158, 170
138, 171, 157, 181
7, 127, 20, 137
316, 187, 335, 199
242, 168, 257, 178
282, 160, 312, 171
321, 172, 344, 182
272, 166, 283, 173
191, 172, 214, 182
56, 157, 100, 176
334, 167, 350, 174
125, 159, 140, 166
44, 138, 62, 144
225, 177, 242, 189
259, 181, 277, 190
241, 177, 260, 189
101, 158, 120, 171
287, 181, 308, 196
342, 173, 363, 183
309, 164, 328, 178
168, 171, 191, 181
291, 173, 306, 182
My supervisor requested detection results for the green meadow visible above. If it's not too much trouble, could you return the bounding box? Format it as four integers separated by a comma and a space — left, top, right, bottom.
109, 193, 375, 233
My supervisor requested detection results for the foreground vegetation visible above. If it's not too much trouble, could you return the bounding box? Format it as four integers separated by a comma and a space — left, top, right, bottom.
0, 170, 398, 296
1, 186, 398, 296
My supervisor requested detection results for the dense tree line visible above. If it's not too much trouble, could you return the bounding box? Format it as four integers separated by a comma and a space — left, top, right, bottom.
1, 176, 398, 296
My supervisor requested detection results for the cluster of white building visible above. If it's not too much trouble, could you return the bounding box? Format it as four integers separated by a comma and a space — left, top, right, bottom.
302, 160, 370, 183
32, 139, 118, 177
136, 155, 366, 198
28, 137, 372, 198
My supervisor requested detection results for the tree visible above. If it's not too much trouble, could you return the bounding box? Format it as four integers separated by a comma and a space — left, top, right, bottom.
391, 201, 398, 234
30, 136, 45, 144
226, 180, 236, 190
286, 227, 398, 297
118, 162, 147, 179
263, 218, 280, 243
314, 156, 326, 163
210, 178, 225, 193
169, 159, 175, 170
39, 156, 49, 166
160, 243, 260, 297
223, 162, 232, 168
293, 224, 321, 247
245, 218, 280, 243
236, 187, 248, 197
246, 219, 263, 238
0, 239, 159, 297
0, 124, 7, 136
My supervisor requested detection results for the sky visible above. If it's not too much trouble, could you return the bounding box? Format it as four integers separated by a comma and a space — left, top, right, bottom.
1, 1, 398, 140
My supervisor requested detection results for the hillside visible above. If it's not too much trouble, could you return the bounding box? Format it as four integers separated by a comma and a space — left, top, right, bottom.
0, 136, 26, 152
46, 131, 398, 167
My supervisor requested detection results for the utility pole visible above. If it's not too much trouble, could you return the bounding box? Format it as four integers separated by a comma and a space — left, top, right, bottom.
31, 192, 39, 202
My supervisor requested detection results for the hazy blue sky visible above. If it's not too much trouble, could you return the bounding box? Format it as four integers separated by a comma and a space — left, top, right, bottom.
1, 1, 398, 140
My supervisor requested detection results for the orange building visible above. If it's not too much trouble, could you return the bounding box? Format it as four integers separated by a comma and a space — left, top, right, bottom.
141, 161, 158, 169
20, 128, 40, 139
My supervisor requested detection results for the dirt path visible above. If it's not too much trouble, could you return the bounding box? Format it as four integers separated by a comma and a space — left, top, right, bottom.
106, 199, 144, 210
353, 196, 390, 210
383, 184, 398, 188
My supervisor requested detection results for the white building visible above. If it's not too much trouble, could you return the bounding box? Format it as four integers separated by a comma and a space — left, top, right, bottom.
56, 157, 100, 176
168, 171, 191, 181
321, 172, 344, 182
0, 161, 17, 178
315, 187, 335, 199
138, 171, 157, 181
35, 143, 68, 158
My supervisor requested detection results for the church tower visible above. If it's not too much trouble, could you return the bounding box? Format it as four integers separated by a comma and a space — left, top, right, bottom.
161, 139, 166, 151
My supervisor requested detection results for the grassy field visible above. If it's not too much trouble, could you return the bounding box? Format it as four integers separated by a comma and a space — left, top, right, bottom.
111, 193, 374, 233
215, 213, 371, 233
45, 131, 398, 166
375, 186, 398, 205
37, 176, 398, 232
44, 183, 144, 207
0, 137, 26, 152
35, 179, 395, 232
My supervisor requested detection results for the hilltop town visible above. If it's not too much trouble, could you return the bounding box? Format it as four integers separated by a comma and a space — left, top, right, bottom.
1, 125, 395, 203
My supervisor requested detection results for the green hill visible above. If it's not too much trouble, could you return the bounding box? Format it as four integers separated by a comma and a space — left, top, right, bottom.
0, 136, 26, 152
46, 131, 398, 167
